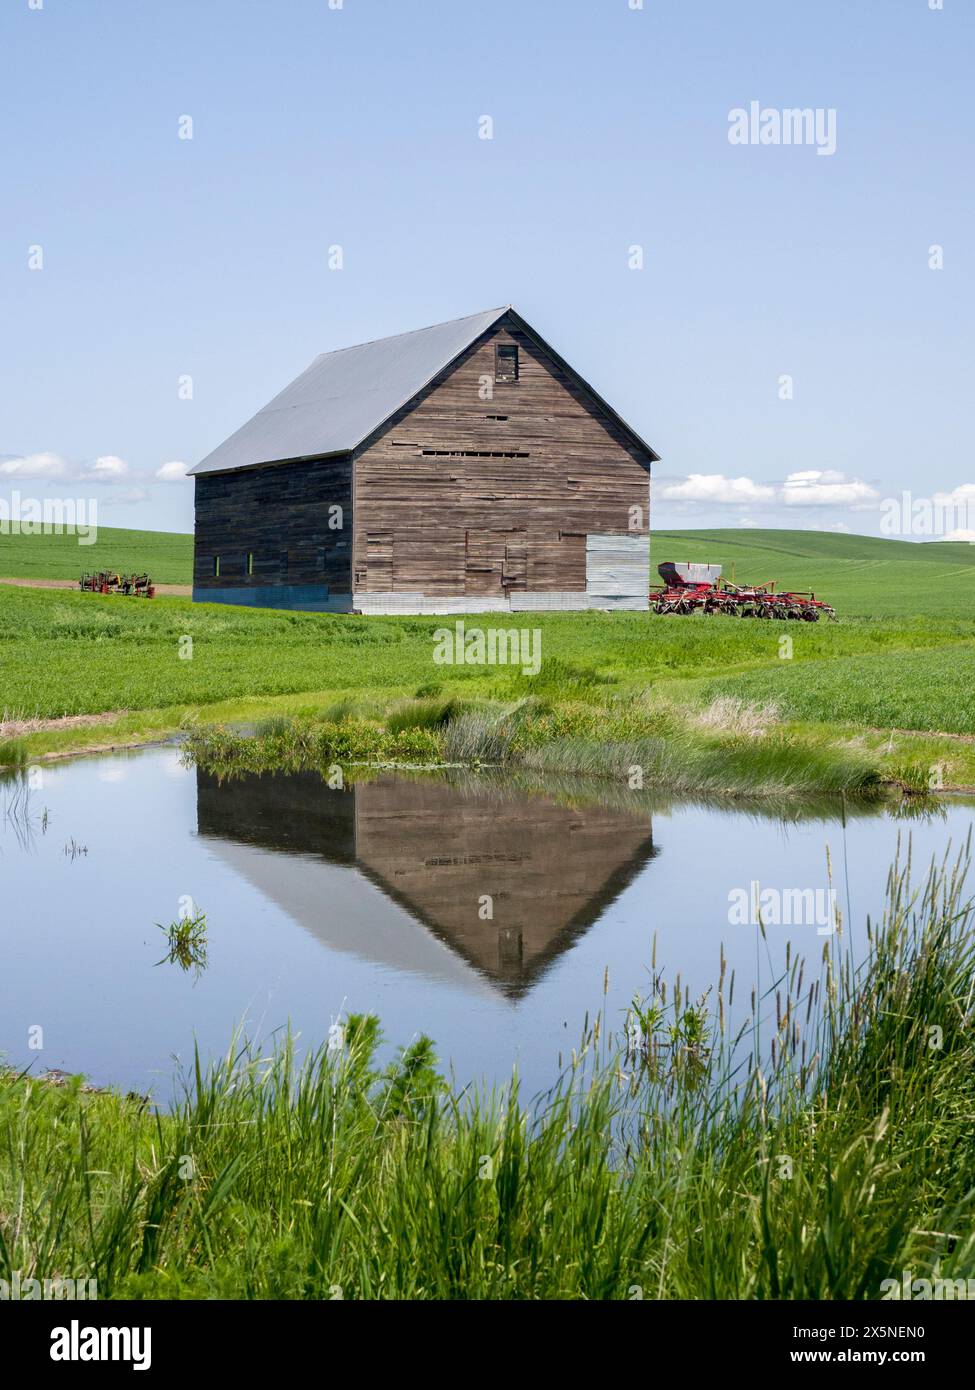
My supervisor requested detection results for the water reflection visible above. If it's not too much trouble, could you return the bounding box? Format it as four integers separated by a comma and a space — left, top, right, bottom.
195, 768, 657, 997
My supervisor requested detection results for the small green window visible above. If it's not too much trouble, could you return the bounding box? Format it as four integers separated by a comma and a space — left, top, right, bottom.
247, 553, 254, 576
213, 556, 220, 578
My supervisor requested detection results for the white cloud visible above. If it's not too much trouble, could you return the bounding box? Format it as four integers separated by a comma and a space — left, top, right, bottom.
0, 451, 129, 483
84, 455, 128, 482
0, 451, 67, 479
737, 517, 759, 528
659, 473, 776, 504
155, 460, 189, 482
939, 529, 975, 543
781, 470, 878, 507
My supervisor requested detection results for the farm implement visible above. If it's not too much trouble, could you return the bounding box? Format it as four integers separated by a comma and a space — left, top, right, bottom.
652, 561, 836, 621
79, 571, 156, 598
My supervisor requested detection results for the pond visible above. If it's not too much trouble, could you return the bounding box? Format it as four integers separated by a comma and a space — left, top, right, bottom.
2, 745, 970, 1099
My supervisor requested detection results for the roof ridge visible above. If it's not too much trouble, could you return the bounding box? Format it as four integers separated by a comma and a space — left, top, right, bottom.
311, 306, 508, 361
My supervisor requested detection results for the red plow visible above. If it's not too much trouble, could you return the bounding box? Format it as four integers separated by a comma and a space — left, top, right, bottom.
79, 570, 155, 598
651, 561, 835, 622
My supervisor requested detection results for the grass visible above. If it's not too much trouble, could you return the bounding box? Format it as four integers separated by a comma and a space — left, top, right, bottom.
156, 912, 209, 979
700, 646, 975, 735
3, 528, 975, 791
0, 524, 192, 585
184, 697, 889, 798
3, 845, 974, 1299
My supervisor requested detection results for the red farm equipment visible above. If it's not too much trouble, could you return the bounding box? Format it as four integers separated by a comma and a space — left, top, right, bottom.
79, 571, 155, 598
651, 561, 835, 621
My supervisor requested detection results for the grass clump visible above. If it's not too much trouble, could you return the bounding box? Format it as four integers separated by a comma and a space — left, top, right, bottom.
186, 692, 890, 798
0, 737, 29, 768
156, 912, 209, 979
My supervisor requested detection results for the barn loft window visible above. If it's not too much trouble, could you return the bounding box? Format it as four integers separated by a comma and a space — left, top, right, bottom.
495, 344, 519, 382
213, 556, 220, 578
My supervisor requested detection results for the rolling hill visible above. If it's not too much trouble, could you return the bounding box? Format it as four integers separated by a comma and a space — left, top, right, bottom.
2, 525, 974, 618
0, 526, 193, 586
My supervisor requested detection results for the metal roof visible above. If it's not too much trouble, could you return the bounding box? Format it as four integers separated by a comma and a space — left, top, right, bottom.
190, 306, 658, 476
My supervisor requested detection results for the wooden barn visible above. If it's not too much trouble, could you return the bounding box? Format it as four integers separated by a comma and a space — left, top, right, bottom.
189, 306, 658, 613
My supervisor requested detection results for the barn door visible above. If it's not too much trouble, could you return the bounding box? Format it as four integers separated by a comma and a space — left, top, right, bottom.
464, 530, 500, 595
501, 539, 527, 592
365, 532, 393, 592
464, 530, 527, 596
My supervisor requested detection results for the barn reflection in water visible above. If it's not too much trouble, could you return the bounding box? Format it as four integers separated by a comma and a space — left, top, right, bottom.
195, 769, 656, 998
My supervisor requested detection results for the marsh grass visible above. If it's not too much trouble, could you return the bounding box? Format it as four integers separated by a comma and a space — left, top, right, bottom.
0, 737, 28, 768
3, 845, 974, 1299
156, 912, 209, 978
187, 692, 889, 798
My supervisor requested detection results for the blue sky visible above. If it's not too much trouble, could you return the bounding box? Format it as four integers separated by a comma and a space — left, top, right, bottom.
1, 0, 972, 537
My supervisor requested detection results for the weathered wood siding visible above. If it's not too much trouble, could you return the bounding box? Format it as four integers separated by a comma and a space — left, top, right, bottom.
193, 454, 353, 604
351, 318, 651, 605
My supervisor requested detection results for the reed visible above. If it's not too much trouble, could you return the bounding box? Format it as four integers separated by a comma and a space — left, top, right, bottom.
2, 846, 974, 1299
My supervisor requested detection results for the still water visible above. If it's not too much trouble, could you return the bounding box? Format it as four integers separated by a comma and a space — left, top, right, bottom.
2, 745, 970, 1098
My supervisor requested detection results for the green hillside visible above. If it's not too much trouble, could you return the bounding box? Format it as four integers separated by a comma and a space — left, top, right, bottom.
2, 524, 974, 618
0, 525, 193, 585
652, 529, 975, 618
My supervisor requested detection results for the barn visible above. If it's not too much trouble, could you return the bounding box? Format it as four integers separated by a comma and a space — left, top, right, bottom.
189, 306, 658, 614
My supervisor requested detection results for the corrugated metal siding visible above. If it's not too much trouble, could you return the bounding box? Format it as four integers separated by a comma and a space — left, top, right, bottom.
585, 533, 650, 601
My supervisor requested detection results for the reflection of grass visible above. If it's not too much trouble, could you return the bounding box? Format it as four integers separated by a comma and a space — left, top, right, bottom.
3, 848, 975, 1298
156, 912, 208, 978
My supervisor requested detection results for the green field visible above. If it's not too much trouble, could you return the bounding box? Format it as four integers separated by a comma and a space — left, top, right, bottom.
0, 524, 192, 585
1, 527, 973, 786
3, 524, 975, 614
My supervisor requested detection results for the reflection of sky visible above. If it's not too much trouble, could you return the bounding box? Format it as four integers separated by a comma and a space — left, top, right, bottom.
2, 746, 970, 1102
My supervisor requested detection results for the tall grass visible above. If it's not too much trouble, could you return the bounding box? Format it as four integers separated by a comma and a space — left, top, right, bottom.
188, 697, 890, 797
2, 845, 974, 1299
